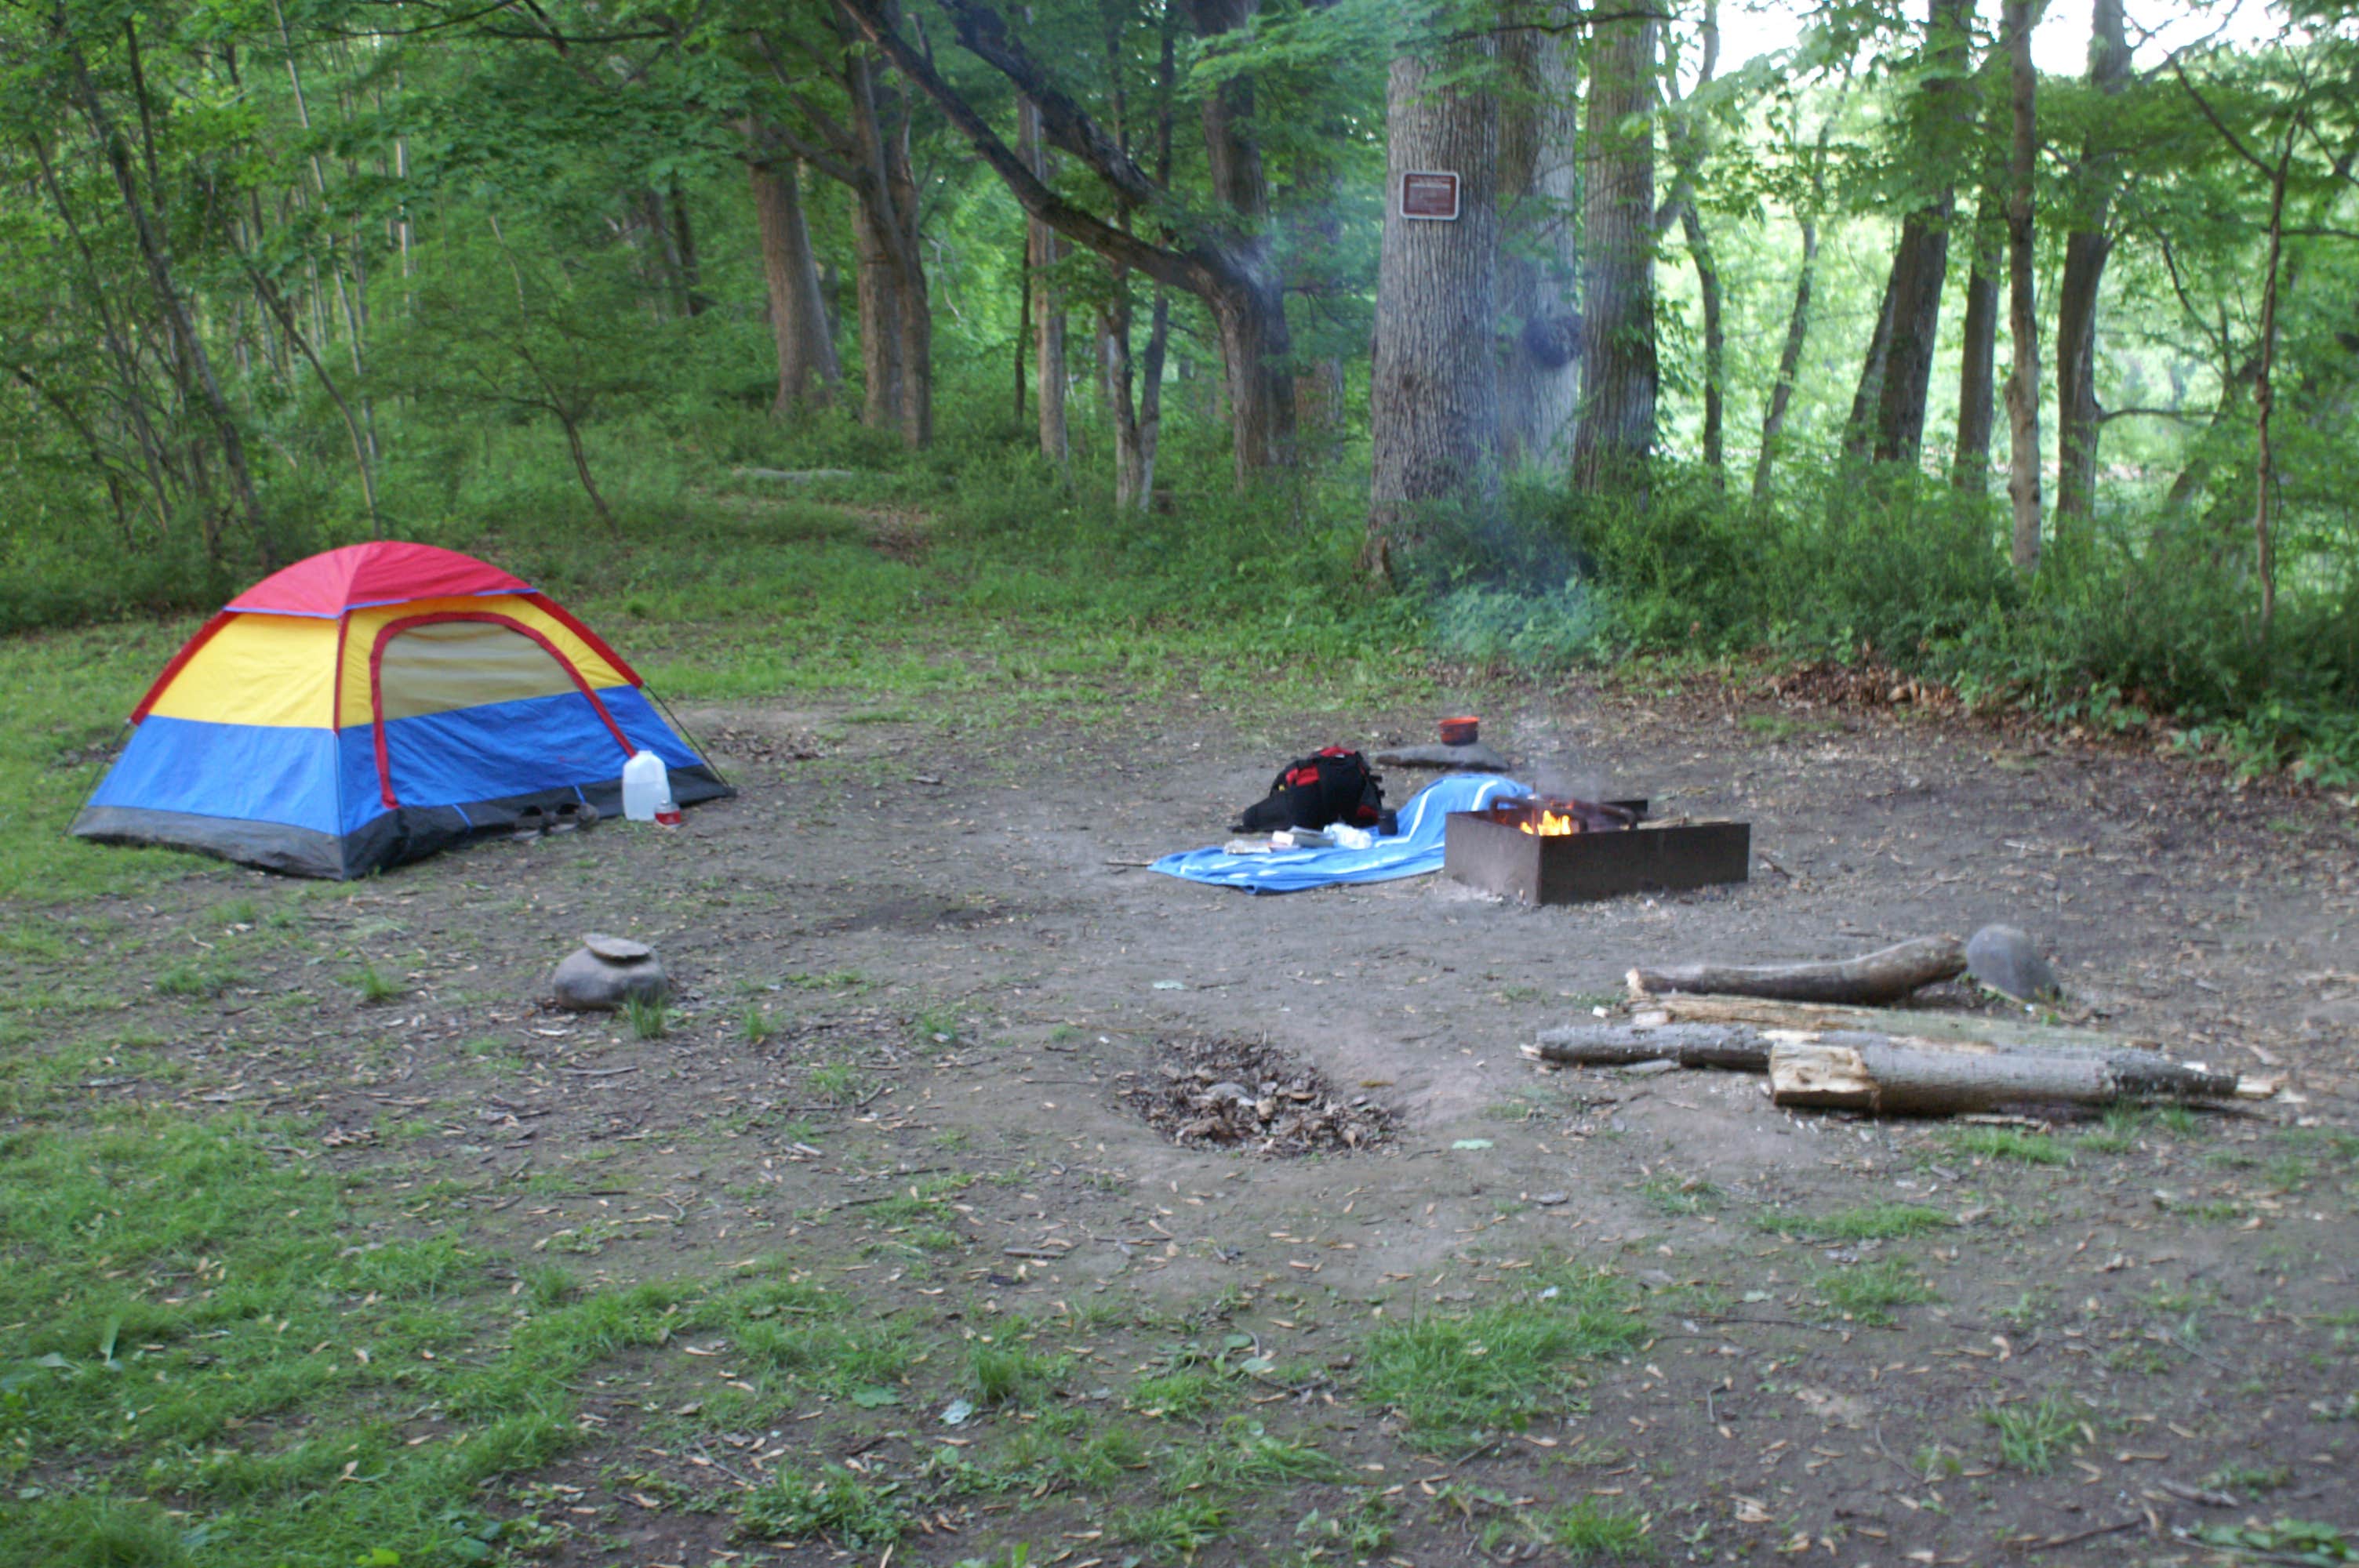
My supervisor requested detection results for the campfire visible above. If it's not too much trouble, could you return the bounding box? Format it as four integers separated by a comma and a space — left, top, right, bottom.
1445, 795, 1750, 905
1506, 798, 1640, 837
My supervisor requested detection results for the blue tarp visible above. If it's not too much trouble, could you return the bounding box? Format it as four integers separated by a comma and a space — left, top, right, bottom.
1151, 773, 1532, 894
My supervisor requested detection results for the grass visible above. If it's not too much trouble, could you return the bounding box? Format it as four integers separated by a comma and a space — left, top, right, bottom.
1361, 1269, 1644, 1449
969, 1338, 1067, 1407
1946, 1127, 2070, 1165
1985, 1392, 2088, 1473
741, 1003, 775, 1044
738, 1466, 907, 1548
625, 993, 669, 1039
154, 960, 243, 1000
1813, 1258, 1939, 1325
1759, 1202, 1950, 1242
0, 1109, 700, 1567
1542, 1499, 1654, 1562
350, 961, 403, 1004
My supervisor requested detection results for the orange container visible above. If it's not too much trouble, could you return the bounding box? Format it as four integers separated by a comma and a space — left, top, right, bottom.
1439, 716, 1480, 746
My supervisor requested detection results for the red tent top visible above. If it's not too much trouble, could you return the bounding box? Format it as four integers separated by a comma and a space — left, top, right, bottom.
225, 542, 529, 619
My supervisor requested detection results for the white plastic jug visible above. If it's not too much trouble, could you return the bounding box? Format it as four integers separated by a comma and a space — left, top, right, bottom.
621, 750, 674, 822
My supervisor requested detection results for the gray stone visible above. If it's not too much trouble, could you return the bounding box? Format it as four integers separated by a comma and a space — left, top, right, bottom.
552, 942, 669, 1011
583, 931, 652, 961
1966, 924, 2059, 1002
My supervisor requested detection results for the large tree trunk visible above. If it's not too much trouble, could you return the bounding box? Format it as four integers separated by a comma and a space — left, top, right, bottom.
750, 153, 841, 413
1184, 0, 1294, 477
1366, 40, 1502, 579
1017, 85, 1069, 465
1568, 13, 1659, 499
852, 194, 906, 434
2003, 0, 2043, 573
1496, 1, 1580, 467
839, 12, 932, 447
1872, 0, 1971, 466
1951, 190, 2001, 492
2053, 0, 2129, 538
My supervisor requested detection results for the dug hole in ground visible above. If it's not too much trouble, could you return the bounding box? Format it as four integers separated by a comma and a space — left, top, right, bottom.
23, 677, 2357, 1567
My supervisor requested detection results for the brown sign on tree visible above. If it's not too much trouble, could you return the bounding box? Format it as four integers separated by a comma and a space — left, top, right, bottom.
1399, 171, 1460, 220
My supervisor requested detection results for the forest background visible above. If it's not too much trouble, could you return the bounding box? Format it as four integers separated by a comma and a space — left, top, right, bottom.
3, 0, 2356, 786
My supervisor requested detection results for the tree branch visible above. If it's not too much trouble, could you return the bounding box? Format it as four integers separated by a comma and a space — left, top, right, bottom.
830, 0, 1211, 296
919, 0, 1161, 209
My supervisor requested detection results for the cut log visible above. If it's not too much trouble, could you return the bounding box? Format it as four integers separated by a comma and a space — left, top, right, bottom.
1768, 1037, 2242, 1114
1627, 936, 1967, 1005
1629, 995, 2150, 1055
1526, 1023, 1769, 1072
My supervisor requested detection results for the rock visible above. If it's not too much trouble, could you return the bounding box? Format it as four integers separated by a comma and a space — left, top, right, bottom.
1370, 741, 1514, 772
552, 939, 669, 1011
583, 931, 652, 961
1965, 924, 2060, 1001
1203, 1080, 1252, 1105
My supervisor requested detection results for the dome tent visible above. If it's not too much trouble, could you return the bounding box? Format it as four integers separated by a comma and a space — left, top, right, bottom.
72, 542, 730, 878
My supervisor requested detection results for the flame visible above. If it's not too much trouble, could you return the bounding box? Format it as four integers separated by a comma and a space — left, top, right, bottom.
1518, 808, 1582, 837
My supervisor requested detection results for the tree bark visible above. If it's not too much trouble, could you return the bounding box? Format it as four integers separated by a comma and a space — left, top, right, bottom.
1496, 0, 1580, 466
1769, 1037, 2241, 1112
2003, 0, 2043, 573
1183, 0, 1295, 477
1845, 263, 1899, 459
1952, 190, 2001, 492
1626, 937, 1968, 1006
749, 151, 841, 413
1872, 0, 1972, 466
1568, 11, 1659, 499
2052, 0, 2128, 537
67, 24, 271, 562
1017, 82, 1069, 465
1681, 203, 1727, 477
1366, 40, 1502, 580
2252, 150, 2288, 637
1752, 107, 1837, 505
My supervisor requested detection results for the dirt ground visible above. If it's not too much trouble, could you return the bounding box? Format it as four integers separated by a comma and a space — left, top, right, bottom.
38, 673, 2359, 1566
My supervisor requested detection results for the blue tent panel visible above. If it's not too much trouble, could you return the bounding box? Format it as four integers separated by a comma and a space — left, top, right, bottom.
1151, 774, 1532, 893
88, 716, 343, 835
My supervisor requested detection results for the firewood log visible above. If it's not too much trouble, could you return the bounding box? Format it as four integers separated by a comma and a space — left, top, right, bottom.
1627, 936, 1967, 1005
1768, 1038, 2242, 1113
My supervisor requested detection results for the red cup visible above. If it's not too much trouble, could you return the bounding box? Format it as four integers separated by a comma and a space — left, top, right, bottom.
1439, 716, 1480, 746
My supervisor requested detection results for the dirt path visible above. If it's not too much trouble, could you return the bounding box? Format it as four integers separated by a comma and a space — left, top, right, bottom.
28, 677, 2359, 1566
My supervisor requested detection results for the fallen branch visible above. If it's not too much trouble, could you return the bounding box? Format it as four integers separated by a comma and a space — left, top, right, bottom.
1628, 936, 1967, 1005
1527, 1023, 1771, 1072
1768, 1036, 2241, 1113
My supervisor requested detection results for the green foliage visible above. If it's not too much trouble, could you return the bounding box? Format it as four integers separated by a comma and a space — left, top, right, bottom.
1361, 1269, 1644, 1449
1541, 1499, 1655, 1563
1984, 1392, 2088, 1474
1946, 1127, 2070, 1166
738, 1467, 907, 1548
1812, 1258, 1939, 1326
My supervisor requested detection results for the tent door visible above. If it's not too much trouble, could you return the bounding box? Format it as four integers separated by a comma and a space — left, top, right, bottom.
369, 614, 633, 808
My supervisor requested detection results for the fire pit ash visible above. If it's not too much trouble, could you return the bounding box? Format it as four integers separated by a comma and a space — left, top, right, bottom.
1445, 793, 1749, 905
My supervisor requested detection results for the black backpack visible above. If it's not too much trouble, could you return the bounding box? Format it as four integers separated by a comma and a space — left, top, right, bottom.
1232, 747, 1394, 834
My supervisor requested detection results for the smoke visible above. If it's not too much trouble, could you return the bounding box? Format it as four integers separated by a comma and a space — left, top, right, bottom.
1518, 714, 1608, 804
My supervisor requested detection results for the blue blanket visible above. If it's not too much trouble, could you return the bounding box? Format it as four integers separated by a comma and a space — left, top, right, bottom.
1151, 774, 1532, 894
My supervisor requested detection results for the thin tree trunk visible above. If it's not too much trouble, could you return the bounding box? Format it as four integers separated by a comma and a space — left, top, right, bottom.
242, 255, 381, 534
749, 153, 841, 412
1873, 0, 1972, 466
1752, 105, 1837, 505
1184, 0, 1294, 478
1366, 38, 1502, 579
1496, 0, 1580, 466
1013, 243, 1030, 421
1752, 218, 1817, 505
2053, 0, 2128, 536
669, 179, 707, 316
2252, 150, 2289, 637
1952, 190, 2001, 492
558, 409, 615, 528
68, 26, 271, 561
2003, 0, 2042, 574
1681, 203, 1726, 478
1845, 263, 1899, 459
1568, 12, 1659, 499
1017, 87, 1068, 464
